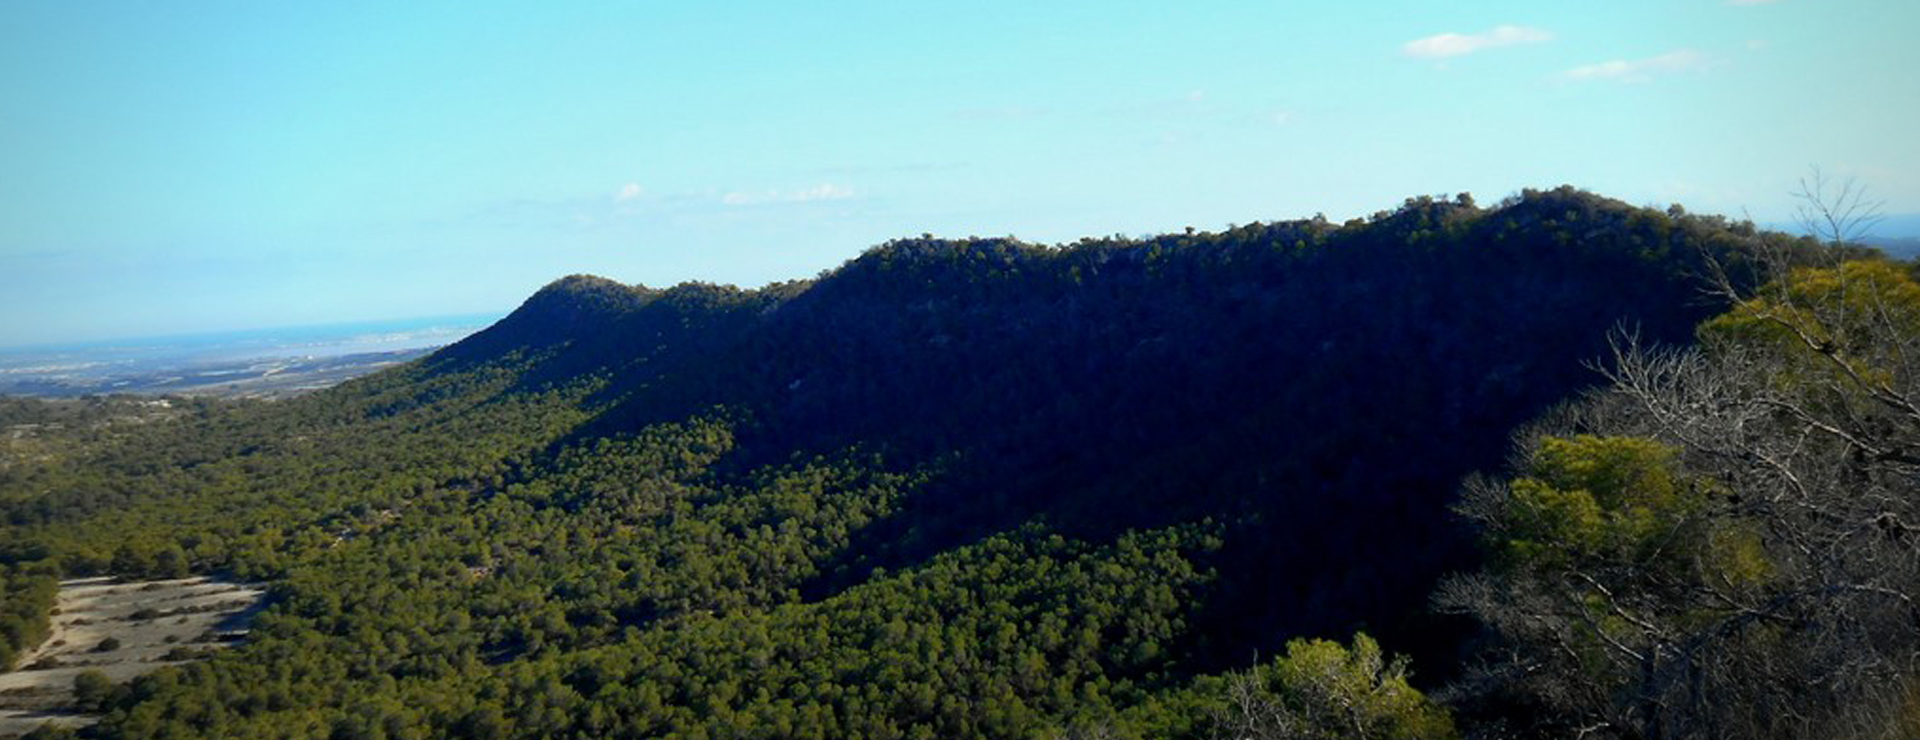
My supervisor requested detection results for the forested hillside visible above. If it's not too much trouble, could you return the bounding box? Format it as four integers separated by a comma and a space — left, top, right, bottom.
0, 188, 1887, 738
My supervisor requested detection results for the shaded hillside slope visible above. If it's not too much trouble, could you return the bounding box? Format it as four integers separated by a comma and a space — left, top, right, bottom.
420, 188, 1766, 664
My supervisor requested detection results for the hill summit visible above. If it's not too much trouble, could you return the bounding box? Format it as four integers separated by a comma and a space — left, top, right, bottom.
0, 187, 1838, 738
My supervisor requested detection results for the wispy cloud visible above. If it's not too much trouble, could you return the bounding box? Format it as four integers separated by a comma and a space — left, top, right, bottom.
790, 183, 853, 202
949, 106, 1051, 122
1562, 49, 1710, 82
812, 162, 966, 177
459, 180, 862, 232
1403, 25, 1553, 60
721, 183, 855, 206
1103, 89, 1218, 120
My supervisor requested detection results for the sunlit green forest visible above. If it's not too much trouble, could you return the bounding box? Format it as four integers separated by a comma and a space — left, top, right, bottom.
3, 188, 1916, 739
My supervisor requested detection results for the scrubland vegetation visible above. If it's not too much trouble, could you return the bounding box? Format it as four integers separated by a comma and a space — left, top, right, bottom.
1, 188, 1913, 738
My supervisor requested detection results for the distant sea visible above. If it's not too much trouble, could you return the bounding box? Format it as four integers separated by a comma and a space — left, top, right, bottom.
0, 312, 503, 395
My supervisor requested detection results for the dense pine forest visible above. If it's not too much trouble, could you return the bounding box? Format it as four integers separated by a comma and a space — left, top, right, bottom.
2, 187, 1915, 738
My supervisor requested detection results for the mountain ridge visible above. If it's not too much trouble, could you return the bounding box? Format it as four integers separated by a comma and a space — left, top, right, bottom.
397, 187, 1792, 670
0, 186, 1850, 738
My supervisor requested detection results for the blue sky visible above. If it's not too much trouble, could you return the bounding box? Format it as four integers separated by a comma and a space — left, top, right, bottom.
3, 0, 1916, 346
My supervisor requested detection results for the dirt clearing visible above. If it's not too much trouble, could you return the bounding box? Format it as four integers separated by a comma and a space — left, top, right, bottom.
0, 576, 265, 737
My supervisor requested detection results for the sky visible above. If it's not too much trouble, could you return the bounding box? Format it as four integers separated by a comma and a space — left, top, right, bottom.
2, 0, 1917, 347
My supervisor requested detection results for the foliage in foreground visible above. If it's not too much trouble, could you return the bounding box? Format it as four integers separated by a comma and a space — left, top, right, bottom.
1444, 255, 1920, 739
1210, 633, 1457, 740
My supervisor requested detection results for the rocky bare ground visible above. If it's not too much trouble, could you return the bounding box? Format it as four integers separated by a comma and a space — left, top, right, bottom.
0, 577, 265, 737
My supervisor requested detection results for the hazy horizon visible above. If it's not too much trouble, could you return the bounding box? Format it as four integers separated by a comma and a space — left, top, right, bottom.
0, 310, 504, 355
4, 0, 1916, 347
9, 206, 1920, 351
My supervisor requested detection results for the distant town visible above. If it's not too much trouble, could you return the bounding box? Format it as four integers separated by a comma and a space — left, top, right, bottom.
0, 314, 497, 398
